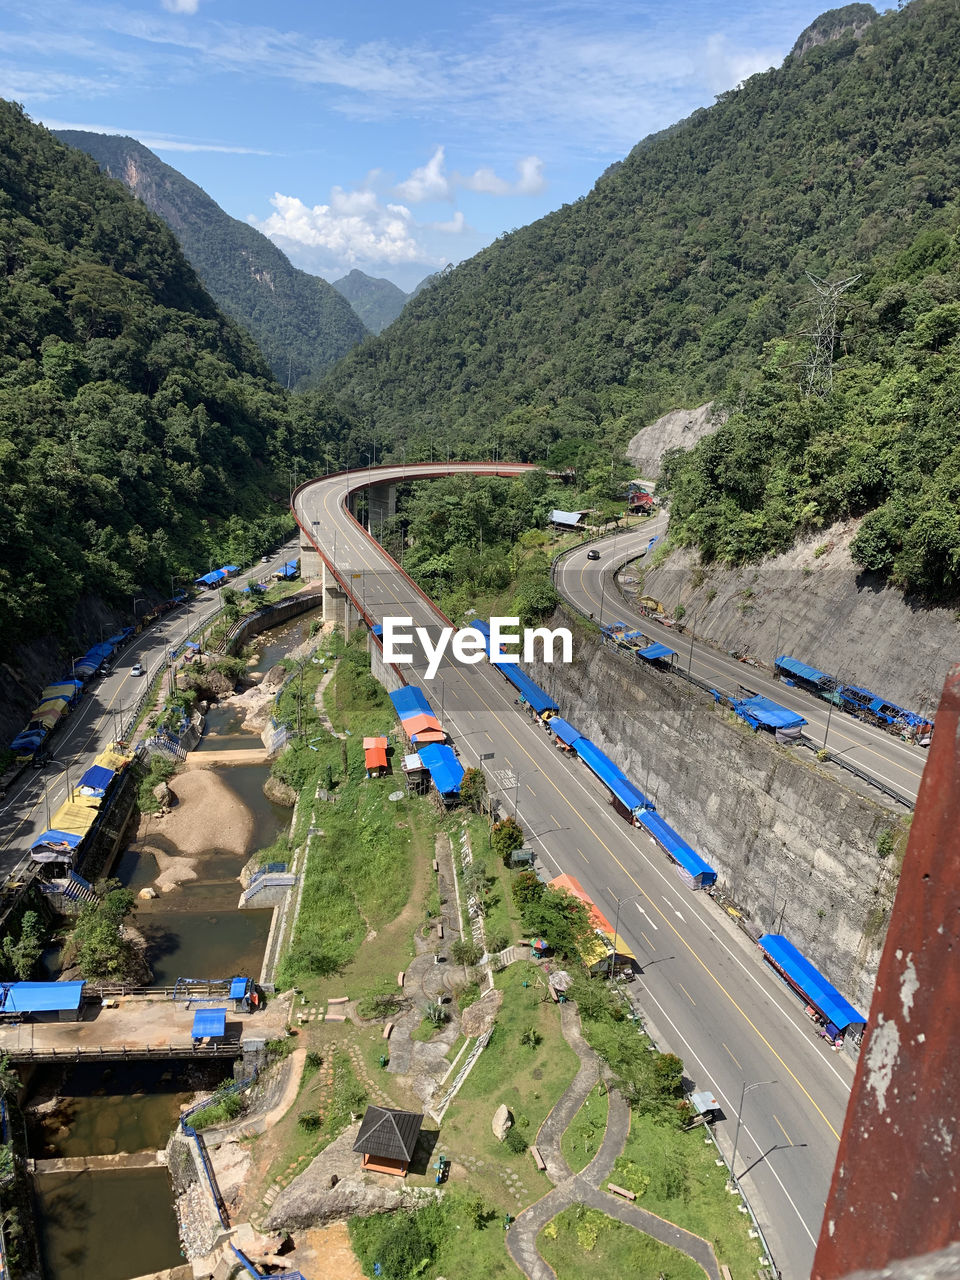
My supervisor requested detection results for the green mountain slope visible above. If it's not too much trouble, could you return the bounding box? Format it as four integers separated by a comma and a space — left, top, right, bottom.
0, 102, 301, 646
54, 130, 368, 387
331, 269, 411, 334
324, 0, 960, 596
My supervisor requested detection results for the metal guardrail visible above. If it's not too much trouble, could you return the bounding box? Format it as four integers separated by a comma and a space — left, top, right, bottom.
551, 543, 916, 811
1, 1043, 242, 1062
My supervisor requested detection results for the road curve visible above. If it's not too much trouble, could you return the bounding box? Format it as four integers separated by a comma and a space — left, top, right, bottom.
295, 463, 855, 1279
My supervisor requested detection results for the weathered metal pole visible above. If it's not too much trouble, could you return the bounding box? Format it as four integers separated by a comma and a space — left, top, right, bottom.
813, 664, 960, 1276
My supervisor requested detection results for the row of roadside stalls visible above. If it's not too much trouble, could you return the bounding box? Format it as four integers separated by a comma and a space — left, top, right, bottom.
387, 687, 464, 804
470, 621, 717, 891
194, 565, 240, 589
730, 694, 808, 745
602, 621, 678, 667
9, 627, 138, 764
757, 934, 866, 1047
29, 746, 134, 868
774, 654, 934, 742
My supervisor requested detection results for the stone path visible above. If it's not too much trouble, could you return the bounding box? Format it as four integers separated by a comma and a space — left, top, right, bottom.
505, 1002, 722, 1280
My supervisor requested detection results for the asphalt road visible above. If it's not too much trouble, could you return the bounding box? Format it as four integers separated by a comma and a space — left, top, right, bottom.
0, 542, 299, 882
555, 517, 928, 805
296, 465, 857, 1279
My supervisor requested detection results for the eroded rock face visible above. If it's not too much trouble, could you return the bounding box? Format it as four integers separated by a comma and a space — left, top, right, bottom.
492, 1103, 513, 1142
262, 1124, 437, 1232
153, 781, 174, 808
263, 775, 297, 807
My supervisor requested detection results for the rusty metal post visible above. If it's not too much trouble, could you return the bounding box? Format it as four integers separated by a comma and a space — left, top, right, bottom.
813, 664, 960, 1276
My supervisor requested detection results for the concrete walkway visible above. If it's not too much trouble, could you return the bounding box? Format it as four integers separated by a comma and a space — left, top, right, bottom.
506, 1001, 722, 1280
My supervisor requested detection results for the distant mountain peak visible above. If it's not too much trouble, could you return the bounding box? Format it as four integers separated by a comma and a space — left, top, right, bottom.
331, 268, 414, 334
54, 130, 367, 387
790, 3, 877, 58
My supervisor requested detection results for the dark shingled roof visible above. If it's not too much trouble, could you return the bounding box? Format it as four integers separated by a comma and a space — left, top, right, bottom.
353, 1105, 423, 1163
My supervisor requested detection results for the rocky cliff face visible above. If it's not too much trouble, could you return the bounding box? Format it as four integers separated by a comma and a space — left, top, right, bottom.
625, 402, 723, 479
527, 614, 906, 1014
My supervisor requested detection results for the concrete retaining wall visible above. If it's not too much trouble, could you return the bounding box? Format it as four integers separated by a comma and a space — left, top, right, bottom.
526, 614, 905, 1014
225, 590, 324, 655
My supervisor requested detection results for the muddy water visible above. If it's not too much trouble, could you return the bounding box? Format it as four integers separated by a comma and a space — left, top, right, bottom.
26, 1060, 230, 1158
35, 1168, 183, 1280
116, 763, 287, 985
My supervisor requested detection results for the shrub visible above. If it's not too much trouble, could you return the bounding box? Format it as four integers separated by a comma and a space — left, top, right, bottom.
451, 939, 482, 966
505, 1126, 528, 1154
512, 870, 544, 911
297, 1111, 323, 1131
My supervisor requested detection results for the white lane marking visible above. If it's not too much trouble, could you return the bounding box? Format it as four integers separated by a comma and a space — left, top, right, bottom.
636, 904, 658, 929
663, 895, 685, 921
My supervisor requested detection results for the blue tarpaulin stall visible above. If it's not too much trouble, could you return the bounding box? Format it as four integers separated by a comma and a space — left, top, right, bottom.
389, 687, 435, 721
31, 829, 83, 850
637, 642, 676, 661
195, 570, 226, 587
574, 738, 651, 816
417, 743, 464, 796
636, 811, 717, 886
0, 981, 85, 1018
549, 718, 582, 747
758, 934, 865, 1031
775, 655, 830, 686
733, 695, 806, 731
192, 1008, 227, 1038
77, 764, 115, 797
493, 663, 559, 715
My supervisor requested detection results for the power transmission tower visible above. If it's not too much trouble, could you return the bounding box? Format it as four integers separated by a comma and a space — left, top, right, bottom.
803, 272, 860, 397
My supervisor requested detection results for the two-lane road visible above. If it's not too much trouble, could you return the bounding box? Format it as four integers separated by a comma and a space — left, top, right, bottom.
296, 465, 855, 1277
556, 521, 927, 804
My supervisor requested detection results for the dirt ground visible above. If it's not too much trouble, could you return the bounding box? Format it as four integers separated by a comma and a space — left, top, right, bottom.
282, 1222, 366, 1280
138, 768, 254, 857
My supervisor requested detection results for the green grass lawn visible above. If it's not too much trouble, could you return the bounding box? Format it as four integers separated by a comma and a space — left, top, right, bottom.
560, 1083, 610, 1174
539, 1205, 707, 1280
613, 1112, 769, 1275
461, 814, 526, 951
350, 1191, 519, 1280
441, 961, 579, 1208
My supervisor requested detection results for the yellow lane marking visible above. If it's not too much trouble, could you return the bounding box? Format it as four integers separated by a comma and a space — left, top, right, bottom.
641, 930, 655, 951
314, 479, 844, 1143
678, 982, 696, 1006
774, 1115, 792, 1144
722, 1042, 742, 1070
577, 848, 589, 863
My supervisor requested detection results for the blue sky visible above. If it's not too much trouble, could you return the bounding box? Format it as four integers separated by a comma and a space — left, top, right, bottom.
2, 0, 836, 290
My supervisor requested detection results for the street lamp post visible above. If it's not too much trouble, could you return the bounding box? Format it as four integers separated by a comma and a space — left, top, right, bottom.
608, 892, 642, 978
730, 1079, 777, 1191
132, 596, 146, 622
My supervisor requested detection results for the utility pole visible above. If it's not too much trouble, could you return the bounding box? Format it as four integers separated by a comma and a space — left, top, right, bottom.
803, 273, 860, 398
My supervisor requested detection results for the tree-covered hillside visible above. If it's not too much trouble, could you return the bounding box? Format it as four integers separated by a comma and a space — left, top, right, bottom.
55, 131, 368, 387
0, 101, 340, 647
324, 0, 960, 596
331, 269, 412, 334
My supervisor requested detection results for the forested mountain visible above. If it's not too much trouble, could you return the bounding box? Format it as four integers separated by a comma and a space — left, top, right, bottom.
331, 269, 412, 334
0, 101, 348, 647
325, 0, 960, 598
54, 131, 368, 387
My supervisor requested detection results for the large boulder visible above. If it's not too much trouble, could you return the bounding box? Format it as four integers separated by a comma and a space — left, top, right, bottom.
492, 1103, 513, 1142
152, 780, 174, 809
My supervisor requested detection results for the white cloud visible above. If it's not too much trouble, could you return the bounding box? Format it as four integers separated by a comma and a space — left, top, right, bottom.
161, 0, 200, 13
38, 116, 270, 154
460, 155, 546, 197
252, 191, 427, 267
394, 148, 546, 203
428, 211, 468, 234
394, 146, 452, 203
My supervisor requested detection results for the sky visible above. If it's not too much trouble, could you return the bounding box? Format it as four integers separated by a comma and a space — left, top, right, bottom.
1, 0, 837, 291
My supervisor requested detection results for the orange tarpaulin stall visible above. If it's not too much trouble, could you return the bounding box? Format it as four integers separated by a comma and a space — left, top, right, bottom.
548, 873, 637, 961
363, 736, 388, 773
401, 713, 445, 744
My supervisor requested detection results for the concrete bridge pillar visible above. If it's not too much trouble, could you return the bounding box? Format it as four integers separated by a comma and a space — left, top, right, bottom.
366, 482, 396, 537
300, 527, 322, 582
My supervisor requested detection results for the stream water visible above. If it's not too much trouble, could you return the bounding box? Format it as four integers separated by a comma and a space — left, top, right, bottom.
30, 614, 315, 1280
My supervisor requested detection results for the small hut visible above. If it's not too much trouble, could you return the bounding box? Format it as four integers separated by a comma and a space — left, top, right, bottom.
353, 1105, 423, 1177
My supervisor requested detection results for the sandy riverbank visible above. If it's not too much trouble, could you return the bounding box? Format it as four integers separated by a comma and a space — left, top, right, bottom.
137, 768, 255, 890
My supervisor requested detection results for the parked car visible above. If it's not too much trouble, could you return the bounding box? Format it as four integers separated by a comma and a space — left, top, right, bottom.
261, 555, 271, 563
586, 549, 601, 560
131, 662, 145, 676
